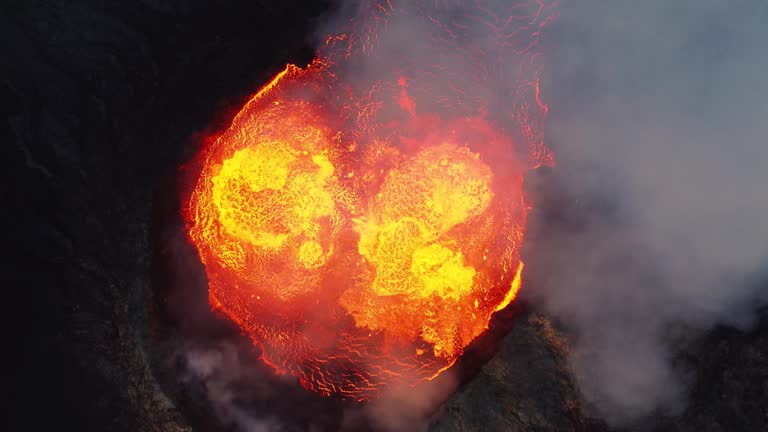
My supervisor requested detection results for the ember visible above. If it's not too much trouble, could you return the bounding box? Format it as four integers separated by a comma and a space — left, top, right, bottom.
185, 0, 555, 400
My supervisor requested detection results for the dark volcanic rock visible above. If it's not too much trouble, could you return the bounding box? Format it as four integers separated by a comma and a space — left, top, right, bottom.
651, 311, 768, 432
430, 312, 594, 432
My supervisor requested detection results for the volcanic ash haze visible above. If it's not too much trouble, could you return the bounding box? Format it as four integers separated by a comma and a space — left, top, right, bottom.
527, 0, 768, 425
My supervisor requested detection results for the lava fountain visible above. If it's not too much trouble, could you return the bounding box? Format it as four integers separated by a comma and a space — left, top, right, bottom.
185, 0, 556, 400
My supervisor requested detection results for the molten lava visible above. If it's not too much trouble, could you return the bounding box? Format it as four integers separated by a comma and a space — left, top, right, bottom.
186, 0, 556, 400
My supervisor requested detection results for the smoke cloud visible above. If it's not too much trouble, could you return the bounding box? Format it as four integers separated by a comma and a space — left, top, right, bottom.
527, 0, 768, 424
184, 343, 288, 432
341, 375, 458, 432
184, 341, 456, 432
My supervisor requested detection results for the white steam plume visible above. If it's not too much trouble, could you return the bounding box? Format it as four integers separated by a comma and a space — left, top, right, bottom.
528, 0, 768, 424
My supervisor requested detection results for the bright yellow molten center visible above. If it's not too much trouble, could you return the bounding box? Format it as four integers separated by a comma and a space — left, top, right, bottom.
355, 145, 492, 300
347, 144, 494, 357
211, 145, 336, 255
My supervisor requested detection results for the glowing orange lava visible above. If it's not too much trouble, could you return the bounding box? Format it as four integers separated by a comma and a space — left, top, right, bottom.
186, 0, 556, 400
